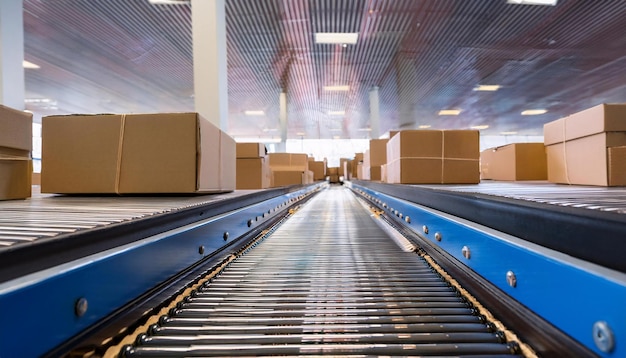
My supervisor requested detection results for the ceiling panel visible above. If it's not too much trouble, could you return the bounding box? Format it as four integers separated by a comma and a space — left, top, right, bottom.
22, 0, 626, 139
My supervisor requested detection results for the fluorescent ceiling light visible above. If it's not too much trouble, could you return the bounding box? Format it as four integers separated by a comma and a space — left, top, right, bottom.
473, 85, 500, 91
333, 135, 341, 139
328, 110, 345, 116
296, 132, 306, 136
24, 98, 53, 103
507, 0, 557, 5
315, 33, 358, 45
500, 131, 518, 135
23, 60, 40, 69
244, 110, 265, 116
262, 128, 277, 132
323, 85, 350, 91
438, 109, 462, 116
148, 0, 189, 5
471, 125, 489, 130
418, 125, 432, 129
521, 109, 547, 115
357, 128, 372, 131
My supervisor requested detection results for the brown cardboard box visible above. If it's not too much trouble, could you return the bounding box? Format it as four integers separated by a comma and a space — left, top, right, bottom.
352, 153, 363, 178
381, 164, 387, 183
0, 105, 33, 156
357, 162, 364, 180
327, 167, 338, 175
544, 104, 626, 186
369, 139, 389, 166
309, 161, 326, 180
0, 157, 31, 200
236, 158, 270, 189
268, 153, 309, 171
42, 113, 235, 194
370, 166, 382, 181
303, 170, 314, 184
386, 130, 479, 184
271, 170, 306, 187
236, 143, 266, 158
481, 143, 547, 181
329, 174, 340, 183
339, 158, 349, 176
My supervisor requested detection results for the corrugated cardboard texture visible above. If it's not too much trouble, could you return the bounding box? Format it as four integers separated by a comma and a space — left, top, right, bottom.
309, 161, 326, 180
381, 164, 387, 183
290, 154, 309, 171
268, 153, 291, 167
387, 130, 442, 162
608, 146, 626, 186
42, 113, 234, 194
236, 158, 270, 189
268, 153, 309, 171
370, 166, 382, 181
482, 143, 547, 181
444, 130, 479, 159
544, 104, 626, 145
42, 114, 123, 193
363, 150, 371, 168
327, 167, 338, 175
303, 170, 314, 184
369, 139, 388, 166
339, 158, 350, 176
547, 132, 626, 186
0, 157, 31, 200
0, 105, 33, 153
271, 170, 304, 187
236, 143, 266, 158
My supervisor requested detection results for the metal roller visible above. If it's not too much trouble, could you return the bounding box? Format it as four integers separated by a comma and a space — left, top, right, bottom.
119, 187, 521, 357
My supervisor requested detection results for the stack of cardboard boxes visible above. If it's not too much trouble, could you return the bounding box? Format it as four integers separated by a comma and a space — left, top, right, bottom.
0, 105, 33, 200
236, 143, 270, 189
362, 139, 388, 181
309, 160, 327, 181
386, 130, 480, 184
327, 167, 340, 183
268, 153, 314, 187
41, 112, 236, 194
352, 153, 363, 179
543, 103, 626, 186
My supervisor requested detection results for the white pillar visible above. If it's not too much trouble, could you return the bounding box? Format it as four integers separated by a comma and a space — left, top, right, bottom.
192, 0, 228, 131
0, 0, 25, 109
369, 86, 380, 138
278, 91, 287, 152
395, 55, 417, 129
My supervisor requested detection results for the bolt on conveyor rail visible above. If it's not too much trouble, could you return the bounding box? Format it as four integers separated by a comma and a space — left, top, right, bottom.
110, 186, 524, 357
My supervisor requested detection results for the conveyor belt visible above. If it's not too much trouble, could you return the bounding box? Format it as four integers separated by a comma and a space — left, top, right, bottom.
118, 187, 521, 357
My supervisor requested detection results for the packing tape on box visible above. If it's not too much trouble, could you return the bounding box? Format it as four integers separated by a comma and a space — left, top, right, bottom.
114, 114, 127, 194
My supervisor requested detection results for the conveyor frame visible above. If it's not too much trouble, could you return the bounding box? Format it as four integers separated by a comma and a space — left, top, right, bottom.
349, 181, 626, 358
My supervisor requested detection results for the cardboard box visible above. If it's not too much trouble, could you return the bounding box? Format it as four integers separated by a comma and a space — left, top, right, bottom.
0, 157, 31, 200
271, 170, 306, 187
481, 143, 547, 181
544, 104, 626, 186
309, 161, 326, 180
381, 164, 387, 183
357, 162, 364, 180
352, 153, 363, 178
236, 143, 266, 158
268, 153, 308, 171
329, 174, 340, 183
370, 166, 382, 181
386, 130, 479, 184
236, 158, 270, 189
0, 105, 33, 156
327, 167, 338, 175
303, 170, 314, 184
42, 113, 235, 194
369, 139, 389, 166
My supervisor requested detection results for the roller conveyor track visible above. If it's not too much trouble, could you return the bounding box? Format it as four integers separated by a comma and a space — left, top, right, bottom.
119, 187, 520, 357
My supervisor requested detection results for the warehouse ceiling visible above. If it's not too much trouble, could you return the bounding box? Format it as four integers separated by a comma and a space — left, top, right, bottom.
23, 0, 626, 140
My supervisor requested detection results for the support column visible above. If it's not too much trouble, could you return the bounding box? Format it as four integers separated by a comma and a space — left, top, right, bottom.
369, 86, 380, 138
192, 0, 228, 131
395, 55, 417, 129
0, 0, 25, 108
277, 91, 287, 152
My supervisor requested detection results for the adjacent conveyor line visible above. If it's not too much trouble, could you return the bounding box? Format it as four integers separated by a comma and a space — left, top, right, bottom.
118, 187, 521, 357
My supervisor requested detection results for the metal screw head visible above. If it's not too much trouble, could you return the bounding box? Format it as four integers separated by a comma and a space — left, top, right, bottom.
506, 271, 517, 287
592, 321, 614, 353
405, 216, 411, 223
198, 246, 205, 255
422, 225, 429, 234
75, 297, 88, 317
434, 232, 442, 241
462, 246, 471, 259
223, 232, 229, 241
247, 219, 252, 227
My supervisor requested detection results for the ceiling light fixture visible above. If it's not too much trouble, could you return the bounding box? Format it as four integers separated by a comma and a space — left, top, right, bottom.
328, 110, 345, 116
357, 128, 372, 131
323, 85, 350, 91
507, 0, 558, 5
473, 85, 500, 91
438, 109, 462, 116
521, 109, 547, 115
501, 131, 518, 135
23, 60, 40, 69
418, 125, 432, 129
244, 110, 265, 116
296, 132, 306, 136
471, 125, 489, 130
315, 33, 358, 45
333, 135, 341, 139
